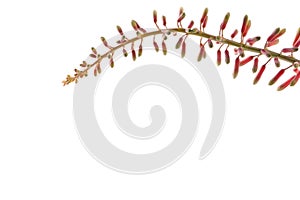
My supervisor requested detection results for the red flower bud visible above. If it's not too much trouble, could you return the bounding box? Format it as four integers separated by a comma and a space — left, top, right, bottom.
116, 25, 124, 36
217, 49, 221, 66
269, 69, 285, 85
162, 40, 167, 55
253, 64, 266, 84
291, 71, 300, 86
274, 57, 280, 67
202, 16, 208, 29
188, 20, 194, 29
200, 8, 208, 24
181, 41, 186, 58
277, 75, 296, 91
240, 56, 254, 66
252, 57, 259, 73
231, 29, 238, 39
220, 12, 230, 30
162, 16, 167, 27
233, 56, 240, 78
153, 10, 157, 24
281, 47, 298, 53
153, 40, 159, 52
225, 49, 230, 64
293, 27, 300, 47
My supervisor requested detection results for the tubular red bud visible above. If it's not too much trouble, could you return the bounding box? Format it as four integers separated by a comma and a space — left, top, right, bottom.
217, 49, 221, 66
162, 40, 167, 55
240, 56, 254, 66
96, 62, 101, 74
100, 36, 109, 48
202, 16, 208, 29
253, 57, 259, 73
179, 7, 184, 16
294, 39, 300, 48
253, 64, 266, 84
131, 49, 136, 61
181, 41, 186, 58
91, 47, 97, 54
269, 69, 285, 85
175, 36, 184, 49
208, 39, 213, 48
266, 39, 279, 47
233, 56, 240, 78
153, 10, 157, 24
281, 47, 298, 53
153, 40, 159, 52
274, 57, 280, 67
110, 57, 114, 68
200, 8, 208, 24
116, 25, 124, 35
220, 12, 230, 30
268, 28, 286, 43
162, 15, 167, 27
291, 71, 300, 86
123, 48, 128, 57
188, 20, 194, 29
131, 20, 139, 31
246, 36, 261, 46
138, 44, 143, 57
241, 15, 248, 36
225, 49, 230, 64
197, 45, 206, 62
277, 75, 296, 91
242, 20, 251, 37
231, 29, 238, 39
267, 27, 280, 42
293, 27, 300, 47
177, 12, 186, 23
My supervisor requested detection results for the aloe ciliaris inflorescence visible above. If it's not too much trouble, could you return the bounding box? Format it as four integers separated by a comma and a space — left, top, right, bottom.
63, 7, 300, 91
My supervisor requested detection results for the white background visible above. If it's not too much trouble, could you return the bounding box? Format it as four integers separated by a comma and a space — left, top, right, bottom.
1, 0, 300, 199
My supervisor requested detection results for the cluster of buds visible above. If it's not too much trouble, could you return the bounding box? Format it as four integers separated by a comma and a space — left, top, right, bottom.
63, 7, 300, 91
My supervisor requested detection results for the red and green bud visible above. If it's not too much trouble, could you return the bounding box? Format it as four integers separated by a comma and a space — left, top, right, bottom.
281, 47, 298, 53
220, 12, 230, 30
253, 64, 266, 84
240, 56, 254, 66
231, 29, 238, 39
153, 10, 158, 24
200, 8, 208, 24
246, 36, 261, 46
269, 69, 285, 85
153, 40, 159, 52
291, 71, 300, 86
233, 56, 240, 78
293, 27, 300, 47
131, 49, 136, 61
202, 16, 208, 29
274, 57, 280, 67
181, 41, 186, 58
162, 40, 167, 55
116, 25, 124, 36
277, 75, 296, 91
175, 36, 184, 49
225, 49, 230, 64
162, 16, 167, 27
266, 39, 279, 47
138, 44, 143, 57
252, 57, 259, 73
217, 49, 221, 66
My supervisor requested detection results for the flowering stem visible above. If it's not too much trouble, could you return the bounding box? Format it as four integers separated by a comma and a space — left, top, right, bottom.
87, 28, 299, 71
